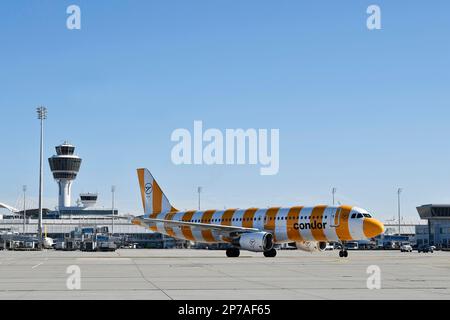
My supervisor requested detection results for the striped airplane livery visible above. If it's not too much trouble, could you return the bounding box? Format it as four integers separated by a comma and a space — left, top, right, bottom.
133, 168, 385, 258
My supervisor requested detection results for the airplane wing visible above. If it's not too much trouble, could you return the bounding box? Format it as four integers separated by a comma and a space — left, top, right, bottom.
133, 217, 260, 237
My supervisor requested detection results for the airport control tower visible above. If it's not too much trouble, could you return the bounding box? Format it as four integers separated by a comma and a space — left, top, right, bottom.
48, 142, 82, 209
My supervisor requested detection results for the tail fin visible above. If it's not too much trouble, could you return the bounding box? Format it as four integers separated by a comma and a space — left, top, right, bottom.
137, 168, 178, 217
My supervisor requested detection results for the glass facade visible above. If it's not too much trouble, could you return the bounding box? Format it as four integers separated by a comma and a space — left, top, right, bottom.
80, 195, 98, 201
59, 209, 119, 216
56, 145, 75, 155
49, 157, 82, 172
431, 207, 450, 217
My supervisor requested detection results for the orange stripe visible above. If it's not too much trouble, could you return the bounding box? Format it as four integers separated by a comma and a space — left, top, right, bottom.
264, 207, 280, 231
149, 221, 158, 232
221, 209, 237, 226
181, 211, 196, 241
137, 169, 146, 212
264, 207, 280, 242
152, 180, 162, 215
201, 210, 216, 242
335, 205, 353, 241
242, 208, 258, 228
310, 205, 327, 241
287, 206, 304, 242
164, 211, 177, 238
131, 219, 141, 226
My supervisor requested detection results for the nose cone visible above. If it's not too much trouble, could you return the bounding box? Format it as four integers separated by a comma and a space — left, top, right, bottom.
363, 218, 385, 238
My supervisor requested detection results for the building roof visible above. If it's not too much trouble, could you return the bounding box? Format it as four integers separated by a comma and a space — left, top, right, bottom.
417, 204, 450, 220
0, 202, 19, 213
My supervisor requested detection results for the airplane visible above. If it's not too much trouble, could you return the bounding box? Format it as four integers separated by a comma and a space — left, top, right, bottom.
132, 168, 385, 258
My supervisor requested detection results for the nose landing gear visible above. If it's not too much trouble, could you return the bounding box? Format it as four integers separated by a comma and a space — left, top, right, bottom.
339, 250, 348, 258
338, 242, 348, 258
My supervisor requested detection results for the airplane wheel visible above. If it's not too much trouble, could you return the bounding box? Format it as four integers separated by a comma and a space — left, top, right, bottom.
226, 248, 240, 258
343, 251, 348, 258
263, 248, 277, 258
339, 251, 343, 258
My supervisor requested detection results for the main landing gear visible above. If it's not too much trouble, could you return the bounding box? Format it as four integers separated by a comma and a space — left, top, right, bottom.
263, 248, 277, 258
226, 248, 278, 258
226, 247, 240, 258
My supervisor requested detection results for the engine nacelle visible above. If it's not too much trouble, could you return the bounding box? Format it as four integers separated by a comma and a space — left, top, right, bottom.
233, 232, 274, 252
296, 241, 328, 252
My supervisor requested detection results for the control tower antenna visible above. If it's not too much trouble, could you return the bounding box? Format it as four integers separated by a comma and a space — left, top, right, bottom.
48, 142, 82, 210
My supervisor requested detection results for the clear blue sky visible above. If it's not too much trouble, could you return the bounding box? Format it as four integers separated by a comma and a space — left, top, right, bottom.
0, 1, 449, 221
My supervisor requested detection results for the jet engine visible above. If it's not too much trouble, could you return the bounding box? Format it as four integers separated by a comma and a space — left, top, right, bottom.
233, 232, 274, 252
296, 241, 328, 252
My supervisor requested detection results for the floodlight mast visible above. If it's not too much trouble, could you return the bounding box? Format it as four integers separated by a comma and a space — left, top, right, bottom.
37, 107, 47, 250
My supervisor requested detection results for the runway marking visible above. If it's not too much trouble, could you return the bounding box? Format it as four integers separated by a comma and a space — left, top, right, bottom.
32, 262, 44, 269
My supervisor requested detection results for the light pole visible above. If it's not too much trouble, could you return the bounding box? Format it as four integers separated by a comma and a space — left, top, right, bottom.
197, 187, 202, 211
22, 185, 27, 234
37, 107, 47, 249
111, 186, 116, 235
332, 187, 337, 206
397, 188, 402, 235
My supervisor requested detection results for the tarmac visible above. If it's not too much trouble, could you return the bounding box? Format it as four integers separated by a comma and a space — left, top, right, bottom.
0, 249, 449, 300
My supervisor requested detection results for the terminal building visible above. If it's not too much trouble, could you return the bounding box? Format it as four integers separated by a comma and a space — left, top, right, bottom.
416, 205, 450, 248
0, 142, 185, 248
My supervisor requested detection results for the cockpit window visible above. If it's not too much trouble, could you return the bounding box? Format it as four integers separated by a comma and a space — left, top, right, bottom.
351, 213, 357, 219
363, 214, 372, 218
357, 213, 364, 219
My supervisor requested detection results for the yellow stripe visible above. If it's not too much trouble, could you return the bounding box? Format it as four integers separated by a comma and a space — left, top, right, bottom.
287, 206, 304, 242
242, 208, 258, 228
310, 205, 327, 241
201, 210, 216, 242
181, 211, 196, 241
335, 205, 353, 241
137, 169, 146, 212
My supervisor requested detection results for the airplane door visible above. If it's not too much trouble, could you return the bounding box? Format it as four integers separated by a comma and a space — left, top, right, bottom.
330, 207, 341, 228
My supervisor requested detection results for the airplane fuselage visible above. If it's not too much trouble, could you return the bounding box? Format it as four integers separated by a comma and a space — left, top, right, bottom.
135, 205, 383, 244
